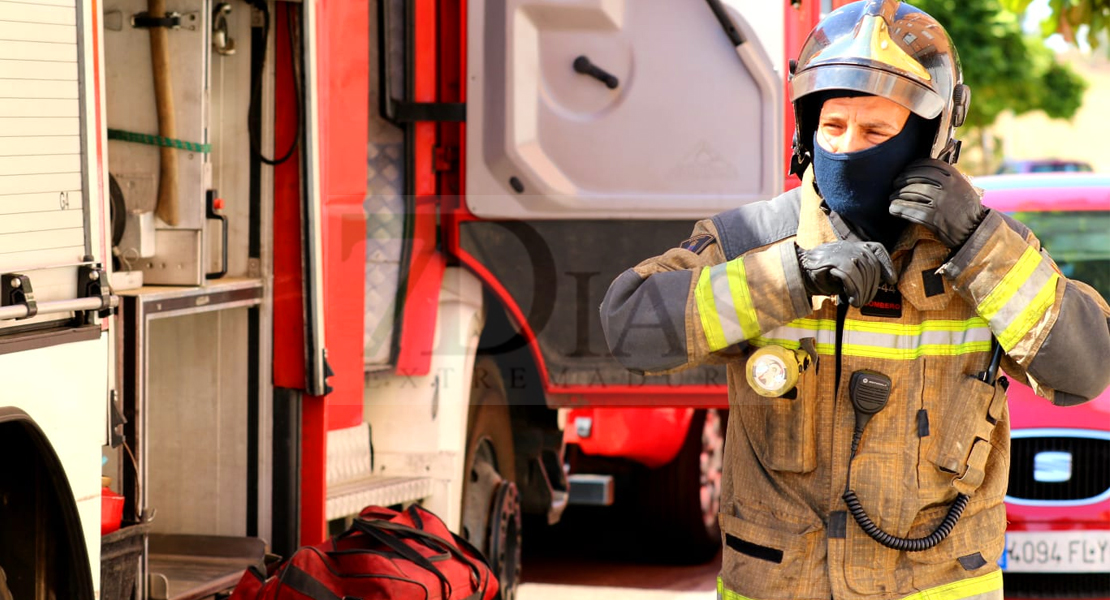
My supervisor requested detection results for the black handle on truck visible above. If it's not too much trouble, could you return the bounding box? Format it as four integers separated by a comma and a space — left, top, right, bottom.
573, 56, 619, 89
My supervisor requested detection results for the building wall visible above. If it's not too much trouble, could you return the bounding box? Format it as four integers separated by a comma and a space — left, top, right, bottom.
993, 52, 1110, 174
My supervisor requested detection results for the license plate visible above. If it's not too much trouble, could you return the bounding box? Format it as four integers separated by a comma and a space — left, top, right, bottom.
1002, 531, 1110, 573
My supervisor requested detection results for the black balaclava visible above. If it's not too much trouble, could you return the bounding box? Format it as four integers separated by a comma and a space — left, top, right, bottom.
811, 95, 932, 249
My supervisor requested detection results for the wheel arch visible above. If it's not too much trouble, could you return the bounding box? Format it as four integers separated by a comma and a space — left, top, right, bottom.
0, 407, 95, 599
476, 294, 567, 524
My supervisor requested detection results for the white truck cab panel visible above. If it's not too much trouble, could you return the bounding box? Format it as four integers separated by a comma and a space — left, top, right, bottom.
466, 0, 783, 220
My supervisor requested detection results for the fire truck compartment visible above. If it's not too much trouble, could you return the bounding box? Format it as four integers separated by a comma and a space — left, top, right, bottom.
465, 0, 782, 219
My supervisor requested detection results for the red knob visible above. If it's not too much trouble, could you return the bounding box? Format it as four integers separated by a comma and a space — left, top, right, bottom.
214, 198, 225, 210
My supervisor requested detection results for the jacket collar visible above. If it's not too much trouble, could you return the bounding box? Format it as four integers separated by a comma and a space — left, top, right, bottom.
796, 167, 955, 311
796, 167, 839, 250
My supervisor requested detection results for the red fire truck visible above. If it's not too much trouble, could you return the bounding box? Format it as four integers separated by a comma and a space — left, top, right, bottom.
0, 0, 836, 598
274, 0, 840, 585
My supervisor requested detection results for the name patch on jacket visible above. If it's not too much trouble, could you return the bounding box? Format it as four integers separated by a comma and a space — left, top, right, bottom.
860, 286, 903, 318
680, 234, 715, 255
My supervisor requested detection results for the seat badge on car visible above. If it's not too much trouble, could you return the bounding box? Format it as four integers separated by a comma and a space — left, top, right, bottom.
1033, 451, 1072, 483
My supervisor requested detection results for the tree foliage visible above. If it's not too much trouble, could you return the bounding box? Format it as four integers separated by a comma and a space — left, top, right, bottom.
1001, 0, 1110, 50
913, 0, 1087, 129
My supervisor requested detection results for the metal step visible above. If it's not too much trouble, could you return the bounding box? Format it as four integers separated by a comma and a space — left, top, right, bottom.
326, 475, 434, 521
567, 474, 615, 506
146, 534, 265, 600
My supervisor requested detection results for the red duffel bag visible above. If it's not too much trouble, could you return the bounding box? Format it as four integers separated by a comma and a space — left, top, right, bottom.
229, 504, 499, 600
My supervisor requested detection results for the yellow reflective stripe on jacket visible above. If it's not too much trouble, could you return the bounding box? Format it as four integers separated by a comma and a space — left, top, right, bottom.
716, 570, 1002, 600
695, 267, 728, 352
752, 317, 993, 359
976, 247, 1060, 352
717, 577, 756, 600
902, 570, 1003, 600
726, 259, 760, 340
996, 271, 1059, 351
695, 259, 760, 352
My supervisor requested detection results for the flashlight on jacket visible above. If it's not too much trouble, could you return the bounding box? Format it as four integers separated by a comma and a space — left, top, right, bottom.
745, 345, 811, 397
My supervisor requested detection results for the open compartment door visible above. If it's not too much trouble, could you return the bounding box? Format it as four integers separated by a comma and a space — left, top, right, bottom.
466, 0, 783, 219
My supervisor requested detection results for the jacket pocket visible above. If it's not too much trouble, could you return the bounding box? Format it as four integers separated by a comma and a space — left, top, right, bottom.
907, 502, 1006, 592
737, 366, 818, 473
718, 510, 815, 599
921, 374, 1005, 494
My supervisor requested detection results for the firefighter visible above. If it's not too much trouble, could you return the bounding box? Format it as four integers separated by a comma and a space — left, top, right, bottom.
600, 1, 1110, 599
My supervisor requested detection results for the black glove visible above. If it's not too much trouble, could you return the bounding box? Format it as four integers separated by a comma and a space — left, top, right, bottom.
889, 159, 987, 248
797, 241, 897, 308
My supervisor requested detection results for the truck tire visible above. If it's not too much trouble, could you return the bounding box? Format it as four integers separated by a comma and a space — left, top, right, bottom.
0, 566, 11, 600
636, 408, 726, 562
461, 357, 522, 600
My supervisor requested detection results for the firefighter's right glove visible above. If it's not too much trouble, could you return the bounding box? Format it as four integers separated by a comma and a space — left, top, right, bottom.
796, 241, 897, 308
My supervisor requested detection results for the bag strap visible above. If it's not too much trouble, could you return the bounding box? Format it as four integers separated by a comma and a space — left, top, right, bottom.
357, 520, 482, 585
358, 505, 402, 520
442, 527, 489, 591
446, 533, 493, 599
279, 565, 343, 600
357, 515, 491, 597
353, 521, 454, 599
406, 505, 490, 574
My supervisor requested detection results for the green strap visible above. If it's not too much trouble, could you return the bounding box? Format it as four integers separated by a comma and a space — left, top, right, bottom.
107, 129, 210, 154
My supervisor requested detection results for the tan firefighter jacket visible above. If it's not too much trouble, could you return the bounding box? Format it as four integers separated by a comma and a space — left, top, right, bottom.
600, 168, 1110, 600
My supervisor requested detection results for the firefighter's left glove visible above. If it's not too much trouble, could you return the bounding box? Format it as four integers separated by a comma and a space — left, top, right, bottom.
889, 158, 987, 249
797, 241, 897, 308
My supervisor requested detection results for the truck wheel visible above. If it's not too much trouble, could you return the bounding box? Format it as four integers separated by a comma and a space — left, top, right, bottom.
0, 566, 11, 600
461, 357, 522, 600
636, 408, 725, 562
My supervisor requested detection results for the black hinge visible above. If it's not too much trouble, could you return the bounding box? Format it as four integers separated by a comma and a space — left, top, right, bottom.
2, 274, 36, 319
109, 390, 127, 448
77, 264, 112, 323
387, 100, 466, 123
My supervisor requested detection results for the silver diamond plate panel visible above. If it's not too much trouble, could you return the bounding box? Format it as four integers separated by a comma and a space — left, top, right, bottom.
326, 476, 433, 521
326, 423, 372, 487
364, 152, 404, 367
365, 0, 406, 368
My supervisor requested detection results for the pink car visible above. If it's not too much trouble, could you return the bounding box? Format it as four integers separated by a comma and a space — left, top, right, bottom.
975, 173, 1110, 599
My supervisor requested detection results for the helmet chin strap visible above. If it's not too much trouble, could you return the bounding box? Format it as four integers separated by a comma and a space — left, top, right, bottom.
938, 83, 971, 165
789, 131, 812, 177
938, 138, 963, 166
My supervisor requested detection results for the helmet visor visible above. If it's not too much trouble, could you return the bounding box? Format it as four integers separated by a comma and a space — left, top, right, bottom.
791, 64, 944, 120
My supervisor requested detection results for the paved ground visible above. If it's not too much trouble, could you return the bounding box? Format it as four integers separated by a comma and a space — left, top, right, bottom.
516, 510, 720, 600
519, 583, 715, 600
